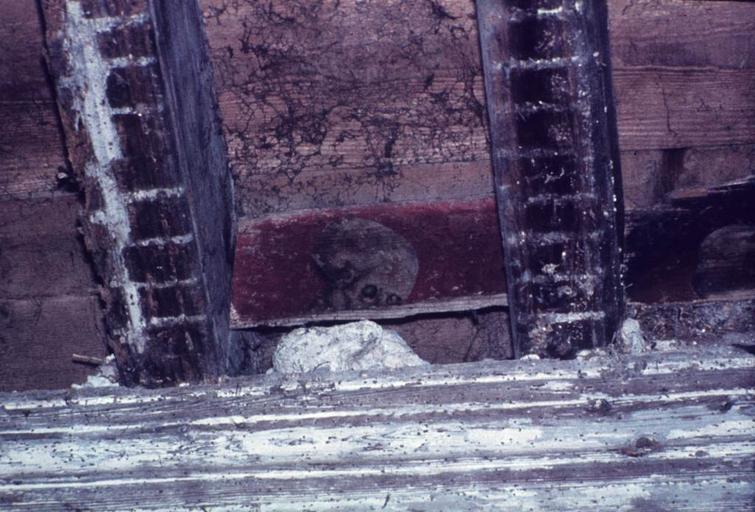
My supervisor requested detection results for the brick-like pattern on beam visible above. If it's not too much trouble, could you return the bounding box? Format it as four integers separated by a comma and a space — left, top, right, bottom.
42, 0, 233, 386
477, 1, 624, 357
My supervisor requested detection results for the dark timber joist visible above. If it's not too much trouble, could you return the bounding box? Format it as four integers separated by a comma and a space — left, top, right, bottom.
476, 0, 624, 357
41, 0, 234, 386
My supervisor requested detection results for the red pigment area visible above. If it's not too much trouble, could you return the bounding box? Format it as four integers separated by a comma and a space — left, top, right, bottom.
231, 198, 507, 324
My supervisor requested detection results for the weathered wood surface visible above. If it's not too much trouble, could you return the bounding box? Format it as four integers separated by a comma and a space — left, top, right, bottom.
0, 195, 95, 300
199, 0, 755, 217
1, 346, 753, 510
621, 144, 754, 210
0, 296, 106, 392
41, 0, 236, 386
476, 0, 623, 356
0, 0, 69, 200
629, 298, 755, 344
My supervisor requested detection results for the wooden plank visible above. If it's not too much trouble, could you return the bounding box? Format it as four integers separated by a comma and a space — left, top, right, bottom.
476, 0, 623, 356
0, 0, 68, 200
1, 346, 753, 510
200, 0, 755, 217
0, 295, 106, 392
0, 195, 95, 299
614, 67, 755, 150
608, 0, 755, 70
231, 198, 507, 327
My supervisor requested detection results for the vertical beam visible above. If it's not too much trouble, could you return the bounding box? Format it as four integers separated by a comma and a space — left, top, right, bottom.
476, 0, 624, 357
41, 0, 234, 386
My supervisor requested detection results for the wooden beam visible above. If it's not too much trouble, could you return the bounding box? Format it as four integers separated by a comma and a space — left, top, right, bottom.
476, 1, 624, 357
1, 345, 753, 510
41, 0, 234, 386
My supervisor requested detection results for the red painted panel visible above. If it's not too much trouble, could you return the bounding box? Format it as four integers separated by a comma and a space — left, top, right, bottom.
231, 198, 506, 326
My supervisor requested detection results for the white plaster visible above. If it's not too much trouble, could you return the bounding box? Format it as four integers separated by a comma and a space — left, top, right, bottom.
131, 234, 195, 247
272, 321, 428, 374
126, 186, 185, 202
149, 314, 207, 328
64, 1, 147, 351
107, 55, 157, 68
85, 11, 149, 32
537, 310, 605, 323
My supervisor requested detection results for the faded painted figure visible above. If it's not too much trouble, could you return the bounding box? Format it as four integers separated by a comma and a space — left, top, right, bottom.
313, 218, 418, 310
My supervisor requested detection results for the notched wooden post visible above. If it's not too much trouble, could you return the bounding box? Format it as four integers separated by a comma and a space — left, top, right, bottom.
41, 0, 234, 386
476, 0, 624, 357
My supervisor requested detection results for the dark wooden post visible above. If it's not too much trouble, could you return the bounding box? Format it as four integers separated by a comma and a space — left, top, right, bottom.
41, 0, 235, 386
476, 0, 624, 357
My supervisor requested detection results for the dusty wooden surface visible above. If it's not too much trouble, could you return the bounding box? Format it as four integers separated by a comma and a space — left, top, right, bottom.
40, 0, 236, 386
1, 345, 753, 510
0, 0, 105, 391
200, 0, 755, 217
1, 0, 753, 389
476, 0, 623, 356
210, 0, 754, 334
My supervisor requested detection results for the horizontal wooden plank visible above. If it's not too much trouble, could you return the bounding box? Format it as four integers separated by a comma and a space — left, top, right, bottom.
608, 0, 755, 69
0, 195, 95, 299
231, 198, 506, 326
0, 295, 105, 392
614, 67, 755, 150
0, 1, 68, 200
1, 346, 753, 510
201, 0, 755, 216
0, 101, 66, 200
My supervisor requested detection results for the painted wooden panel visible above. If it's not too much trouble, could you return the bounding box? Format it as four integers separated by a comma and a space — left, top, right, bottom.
231, 198, 507, 327
1, 346, 753, 510
231, 181, 755, 327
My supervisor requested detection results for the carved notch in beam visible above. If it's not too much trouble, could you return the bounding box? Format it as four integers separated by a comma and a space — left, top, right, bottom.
476, 0, 624, 357
41, 0, 234, 386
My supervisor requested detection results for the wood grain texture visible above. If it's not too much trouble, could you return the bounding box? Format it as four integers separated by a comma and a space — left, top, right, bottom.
200, 0, 755, 217
0, 295, 106, 392
614, 67, 754, 151
0, 0, 68, 200
0, 1, 104, 391
609, 0, 755, 70
1, 346, 753, 510
0, 195, 96, 300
